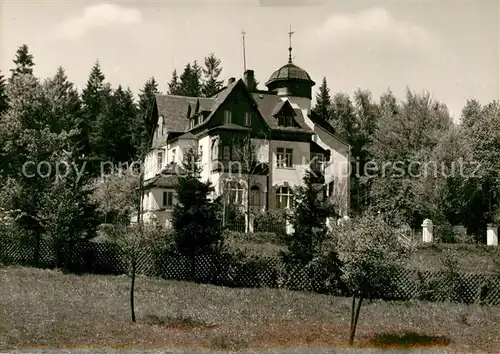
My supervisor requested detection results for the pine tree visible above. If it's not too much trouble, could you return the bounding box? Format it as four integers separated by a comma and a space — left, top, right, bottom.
135, 77, 160, 155
312, 77, 332, 122
43, 66, 81, 135
81, 61, 112, 172
0, 71, 8, 115
9, 44, 35, 80
283, 171, 337, 266
93, 85, 137, 163
178, 62, 202, 97
202, 53, 224, 97
172, 149, 222, 280
167, 69, 181, 95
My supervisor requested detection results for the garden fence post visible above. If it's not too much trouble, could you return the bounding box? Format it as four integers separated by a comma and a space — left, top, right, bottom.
421, 219, 433, 243
487, 224, 498, 246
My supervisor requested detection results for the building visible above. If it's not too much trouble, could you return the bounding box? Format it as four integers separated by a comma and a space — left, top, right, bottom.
138, 50, 350, 229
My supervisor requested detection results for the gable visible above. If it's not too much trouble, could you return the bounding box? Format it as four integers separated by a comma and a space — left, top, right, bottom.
193, 79, 270, 137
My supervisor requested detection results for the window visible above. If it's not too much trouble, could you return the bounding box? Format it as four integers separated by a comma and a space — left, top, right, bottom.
198, 145, 203, 161
276, 186, 293, 209
162, 191, 173, 208
311, 153, 324, 172
277, 148, 293, 168
227, 181, 244, 204
171, 148, 176, 163
250, 185, 262, 206
211, 139, 218, 161
278, 115, 294, 127
224, 110, 232, 124
328, 181, 334, 197
157, 151, 163, 169
223, 145, 231, 161
244, 112, 252, 126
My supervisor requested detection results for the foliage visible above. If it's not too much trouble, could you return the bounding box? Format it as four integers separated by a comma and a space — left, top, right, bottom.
369, 90, 452, 228
0, 70, 8, 116
202, 53, 224, 97
312, 77, 332, 122
330, 213, 414, 344
282, 171, 337, 266
89, 166, 139, 224
9, 44, 35, 80
172, 149, 223, 279
135, 77, 160, 154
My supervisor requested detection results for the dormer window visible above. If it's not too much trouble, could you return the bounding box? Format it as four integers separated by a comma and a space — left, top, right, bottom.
278, 115, 294, 127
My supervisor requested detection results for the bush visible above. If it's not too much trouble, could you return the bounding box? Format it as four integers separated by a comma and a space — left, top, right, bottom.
254, 209, 289, 240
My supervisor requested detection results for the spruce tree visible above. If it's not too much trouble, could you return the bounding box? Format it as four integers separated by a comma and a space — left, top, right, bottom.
172, 149, 222, 280
0, 71, 8, 115
43, 66, 81, 134
81, 61, 112, 173
202, 53, 224, 97
283, 171, 337, 266
95, 85, 137, 163
178, 62, 202, 97
9, 44, 35, 80
135, 77, 160, 155
167, 69, 181, 95
312, 77, 332, 123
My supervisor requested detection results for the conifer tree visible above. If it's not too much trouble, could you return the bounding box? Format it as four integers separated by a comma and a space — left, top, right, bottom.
178, 62, 202, 97
43, 66, 81, 134
172, 149, 222, 280
95, 85, 137, 163
167, 69, 181, 95
202, 53, 224, 97
135, 77, 160, 156
312, 77, 332, 122
9, 44, 35, 80
80, 61, 112, 173
0, 71, 8, 116
283, 171, 337, 266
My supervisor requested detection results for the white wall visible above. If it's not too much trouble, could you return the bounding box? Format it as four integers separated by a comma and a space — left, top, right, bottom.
270, 140, 309, 188
312, 126, 350, 215
198, 135, 211, 182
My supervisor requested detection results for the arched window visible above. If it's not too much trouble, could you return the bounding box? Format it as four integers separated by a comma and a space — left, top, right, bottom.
226, 181, 244, 204
276, 186, 293, 209
250, 185, 262, 206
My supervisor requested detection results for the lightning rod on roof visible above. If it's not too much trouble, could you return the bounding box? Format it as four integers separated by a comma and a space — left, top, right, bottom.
241, 29, 247, 72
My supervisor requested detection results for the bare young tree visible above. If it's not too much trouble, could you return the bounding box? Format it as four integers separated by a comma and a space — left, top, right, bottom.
230, 133, 267, 233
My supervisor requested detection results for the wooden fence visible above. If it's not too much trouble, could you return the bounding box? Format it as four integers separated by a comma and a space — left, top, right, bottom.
1, 237, 500, 305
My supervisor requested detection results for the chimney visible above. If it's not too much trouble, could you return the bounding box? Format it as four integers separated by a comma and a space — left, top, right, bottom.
228, 77, 236, 85
244, 70, 255, 91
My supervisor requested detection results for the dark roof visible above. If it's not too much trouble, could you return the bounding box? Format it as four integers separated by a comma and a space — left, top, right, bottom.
251, 93, 313, 134
308, 111, 350, 147
208, 123, 251, 132
155, 94, 214, 132
271, 100, 295, 116
265, 62, 315, 86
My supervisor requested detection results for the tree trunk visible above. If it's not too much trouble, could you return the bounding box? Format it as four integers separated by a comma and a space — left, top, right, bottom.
130, 258, 136, 322
349, 295, 364, 345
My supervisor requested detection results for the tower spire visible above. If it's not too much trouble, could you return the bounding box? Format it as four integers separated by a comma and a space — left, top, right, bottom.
288, 24, 294, 63
241, 29, 247, 72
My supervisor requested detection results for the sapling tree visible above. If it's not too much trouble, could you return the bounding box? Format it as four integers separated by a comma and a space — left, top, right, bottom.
330, 213, 414, 345
114, 223, 163, 322
230, 133, 267, 233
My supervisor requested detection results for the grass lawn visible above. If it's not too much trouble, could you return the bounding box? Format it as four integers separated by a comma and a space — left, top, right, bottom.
1, 266, 499, 352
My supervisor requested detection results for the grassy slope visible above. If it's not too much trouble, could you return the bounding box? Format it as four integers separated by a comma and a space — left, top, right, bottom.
0, 266, 499, 352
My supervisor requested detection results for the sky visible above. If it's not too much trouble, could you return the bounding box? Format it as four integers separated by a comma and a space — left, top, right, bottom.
0, 0, 498, 121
